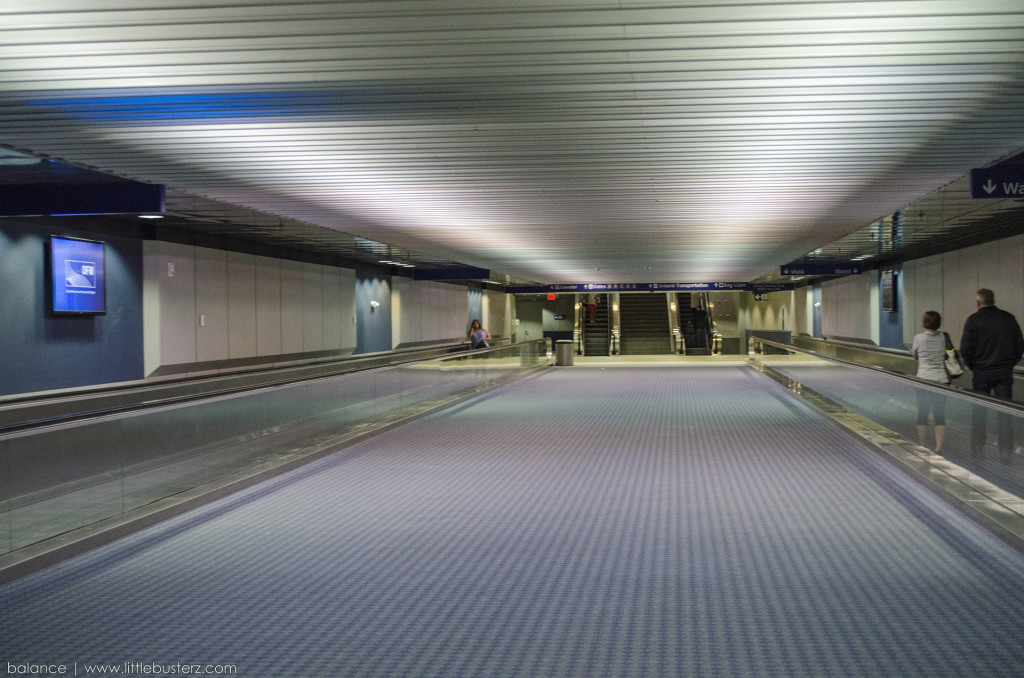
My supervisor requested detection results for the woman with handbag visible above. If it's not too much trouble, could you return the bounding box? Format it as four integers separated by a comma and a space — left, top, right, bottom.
911, 310, 950, 452
468, 318, 491, 349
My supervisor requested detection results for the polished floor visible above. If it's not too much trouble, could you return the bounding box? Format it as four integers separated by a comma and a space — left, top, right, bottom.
573, 353, 750, 366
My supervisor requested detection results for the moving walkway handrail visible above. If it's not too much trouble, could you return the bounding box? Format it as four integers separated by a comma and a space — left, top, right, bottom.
0, 341, 535, 436
2, 341, 468, 404
749, 336, 1024, 416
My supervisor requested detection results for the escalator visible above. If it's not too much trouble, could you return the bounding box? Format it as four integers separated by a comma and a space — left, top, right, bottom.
582, 294, 611, 356
619, 293, 673, 355
678, 292, 712, 355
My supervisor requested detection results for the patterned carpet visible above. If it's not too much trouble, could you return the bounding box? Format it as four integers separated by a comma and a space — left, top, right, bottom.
3, 366, 1024, 677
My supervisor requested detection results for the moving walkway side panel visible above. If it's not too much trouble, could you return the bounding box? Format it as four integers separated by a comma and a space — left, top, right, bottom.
748, 337, 1024, 552
0, 343, 470, 431
0, 341, 549, 581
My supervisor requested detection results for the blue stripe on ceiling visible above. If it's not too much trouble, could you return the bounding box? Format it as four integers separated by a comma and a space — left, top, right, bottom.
28, 91, 347, 122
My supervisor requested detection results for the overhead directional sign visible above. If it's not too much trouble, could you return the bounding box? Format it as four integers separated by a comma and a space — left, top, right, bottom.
779, 262, 860, 276
507, 282, 794, 294
969, 166, 1024, 199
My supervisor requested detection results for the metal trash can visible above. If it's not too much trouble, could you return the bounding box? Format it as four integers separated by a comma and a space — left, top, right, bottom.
519, 341, 537, 366
555, 339, 574, 366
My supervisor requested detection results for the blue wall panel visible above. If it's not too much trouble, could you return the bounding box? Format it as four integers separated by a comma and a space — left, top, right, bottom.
878, 267, 904, 350
355, 271, 392, 354
467, 289, 482, 331
812, 285, 823, 338
0, 220, 144, 396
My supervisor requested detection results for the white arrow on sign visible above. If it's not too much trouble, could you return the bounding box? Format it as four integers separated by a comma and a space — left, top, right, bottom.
984, 179, 998, 194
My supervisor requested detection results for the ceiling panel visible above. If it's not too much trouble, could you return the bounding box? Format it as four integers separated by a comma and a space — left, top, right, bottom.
2, 0, 1024, 284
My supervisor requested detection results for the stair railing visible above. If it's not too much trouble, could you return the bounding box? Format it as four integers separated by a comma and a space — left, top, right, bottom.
608, 293, 620, 354
667, 293, 682, 353
675, 328, 686, 355
575, 294, 585, 355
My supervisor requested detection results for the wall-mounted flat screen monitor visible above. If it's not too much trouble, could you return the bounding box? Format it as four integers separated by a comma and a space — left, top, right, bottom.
881, 269, 896, 313
50, 236, 106, 315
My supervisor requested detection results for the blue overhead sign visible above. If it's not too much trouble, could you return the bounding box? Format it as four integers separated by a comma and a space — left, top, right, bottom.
412, 265, 490, 280
750, 282, 796, 293
969, 166, 1024, 199
651, 282, 754, 291
507, 282, 794, 294
509, 283, 653, 293
780, 262, 860, 277
0, 182, 164, 217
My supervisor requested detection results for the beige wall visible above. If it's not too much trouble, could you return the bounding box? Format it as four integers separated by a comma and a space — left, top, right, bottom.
902, 234, 1024, 348
484, 288, 514, 341
391, 277, 467, 348
738, 290, 796, 334
143, 241, 357, 376
821, 273, 878, 343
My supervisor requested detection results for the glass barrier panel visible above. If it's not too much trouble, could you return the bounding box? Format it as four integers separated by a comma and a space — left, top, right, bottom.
749, 338, 1024, 501
0, 340, 548, 555
3, 421, 129, 551
0, 440, 8, 553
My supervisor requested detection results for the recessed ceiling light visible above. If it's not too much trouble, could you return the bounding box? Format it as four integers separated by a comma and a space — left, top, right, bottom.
138, 214, 163, 219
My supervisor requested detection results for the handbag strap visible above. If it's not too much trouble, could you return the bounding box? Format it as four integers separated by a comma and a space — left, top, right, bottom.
943, 331, 954, 350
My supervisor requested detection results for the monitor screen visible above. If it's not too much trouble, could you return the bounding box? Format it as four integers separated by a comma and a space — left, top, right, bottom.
50, 236, 106, 315
881, 269, 896, 313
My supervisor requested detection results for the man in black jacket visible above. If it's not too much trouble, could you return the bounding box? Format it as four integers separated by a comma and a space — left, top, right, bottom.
960, 288, 1024, 452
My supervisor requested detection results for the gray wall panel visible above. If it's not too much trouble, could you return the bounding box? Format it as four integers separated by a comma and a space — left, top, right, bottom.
227, 251, 257, 359
155, 241, 197, 367
280, 259, 304, 354
900, 234, 1024, 351
303, 263, 324, 352
255, 256, 282, 357
338, 267, 357, 351
195, 247, 228, 363
322, 266, 342, 350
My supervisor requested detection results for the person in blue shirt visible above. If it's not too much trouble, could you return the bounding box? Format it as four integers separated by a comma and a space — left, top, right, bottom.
468, 318, 491, 349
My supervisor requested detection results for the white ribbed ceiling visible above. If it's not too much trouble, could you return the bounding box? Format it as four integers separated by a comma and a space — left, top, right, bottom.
3, 0, 1024, 283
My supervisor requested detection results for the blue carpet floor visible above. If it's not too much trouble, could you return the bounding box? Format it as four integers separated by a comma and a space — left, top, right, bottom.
3, 366, 1024, 677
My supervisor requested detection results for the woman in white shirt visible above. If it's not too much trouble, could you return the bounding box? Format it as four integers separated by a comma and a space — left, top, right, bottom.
911, 310, 949, 452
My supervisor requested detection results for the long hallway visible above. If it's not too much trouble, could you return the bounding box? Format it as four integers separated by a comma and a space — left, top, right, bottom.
4, 365, 1024, 676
